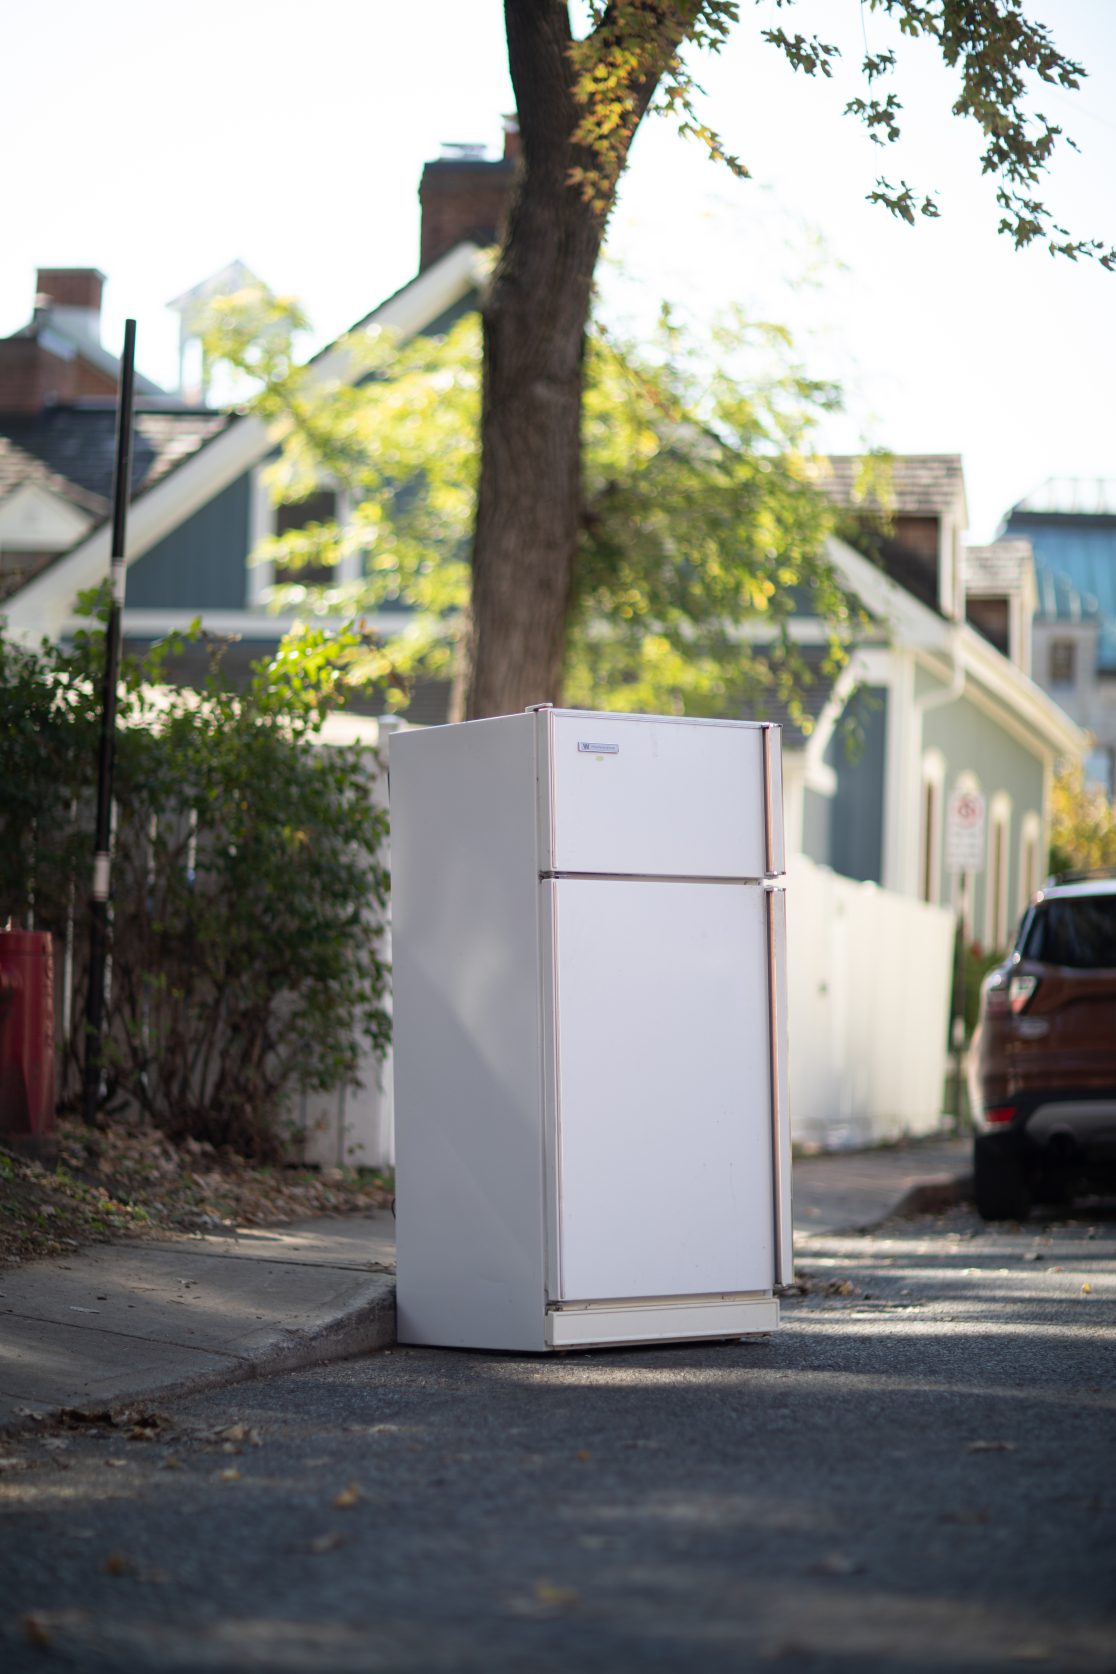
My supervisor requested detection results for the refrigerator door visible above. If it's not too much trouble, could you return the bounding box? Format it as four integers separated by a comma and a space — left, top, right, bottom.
543, 713, 769, 880
549, 877, 775, 1302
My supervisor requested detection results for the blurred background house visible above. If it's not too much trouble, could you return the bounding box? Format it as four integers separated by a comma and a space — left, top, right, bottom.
0, 132, 1089, 1158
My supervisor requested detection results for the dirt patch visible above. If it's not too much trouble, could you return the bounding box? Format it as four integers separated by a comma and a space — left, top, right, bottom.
0, 1116, 391, 1270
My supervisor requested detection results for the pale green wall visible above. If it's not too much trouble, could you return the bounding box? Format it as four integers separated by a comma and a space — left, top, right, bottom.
919, 667, 1046, 943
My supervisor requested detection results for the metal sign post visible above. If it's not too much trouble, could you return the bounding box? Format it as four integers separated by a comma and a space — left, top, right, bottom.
81, 319, 137, 1126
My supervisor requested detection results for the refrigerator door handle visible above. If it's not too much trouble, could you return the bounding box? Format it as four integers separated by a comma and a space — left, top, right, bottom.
764, 878, 793, 1287
760, 724, 786, 878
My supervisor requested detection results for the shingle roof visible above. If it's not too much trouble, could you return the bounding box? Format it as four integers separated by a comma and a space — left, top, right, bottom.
0, 404, 232, 507
0, 435, 108, 516
737, 642, 844, 748
819, 454, 966, 516
964, 539, 1033, 592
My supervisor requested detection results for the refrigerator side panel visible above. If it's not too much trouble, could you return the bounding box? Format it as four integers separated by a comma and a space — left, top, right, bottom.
391, 716, 547, 1352
545, 714, 767, 879
553, 878, 774, 1302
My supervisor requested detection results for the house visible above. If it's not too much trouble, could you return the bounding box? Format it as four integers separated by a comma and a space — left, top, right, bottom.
1000, 478, 1116, 798
2, 133, 1086, 1153
759, 457, 1084, 1145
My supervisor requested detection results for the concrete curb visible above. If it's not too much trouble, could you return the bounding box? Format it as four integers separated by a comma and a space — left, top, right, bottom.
890, 1172, 974, 1221
0, 1275, 397, 1439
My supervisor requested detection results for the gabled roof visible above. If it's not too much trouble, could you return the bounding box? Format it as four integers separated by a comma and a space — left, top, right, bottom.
820, 454, 966, 518
2, 242, 490, 641
0, 434, 108, 517
0, 406, 231, 508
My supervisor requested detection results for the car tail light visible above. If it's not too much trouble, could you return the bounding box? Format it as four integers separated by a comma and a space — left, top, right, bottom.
984, 971, 1011, 1015
985, 1105, 1017, 1125
1009, 974, 1039, 1014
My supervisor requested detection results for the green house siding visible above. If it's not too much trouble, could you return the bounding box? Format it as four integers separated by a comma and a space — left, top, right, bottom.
920, 676, 1046, 937
127, 473, 252, 610
823, 686, 888, 884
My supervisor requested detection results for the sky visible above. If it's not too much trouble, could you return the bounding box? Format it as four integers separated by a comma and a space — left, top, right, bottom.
4, 0, 1115, 542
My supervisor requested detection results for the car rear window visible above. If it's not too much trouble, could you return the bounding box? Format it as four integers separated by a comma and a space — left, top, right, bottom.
1020, 896, 1116, 969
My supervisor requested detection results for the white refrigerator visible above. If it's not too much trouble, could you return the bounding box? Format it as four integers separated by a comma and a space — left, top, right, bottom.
389, 707, 791, 1352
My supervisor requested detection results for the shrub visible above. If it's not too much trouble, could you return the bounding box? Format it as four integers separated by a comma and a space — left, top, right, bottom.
0, 606, 390, 1159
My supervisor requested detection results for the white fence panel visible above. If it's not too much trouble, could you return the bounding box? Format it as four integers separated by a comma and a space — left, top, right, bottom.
786, 854, 954, 1148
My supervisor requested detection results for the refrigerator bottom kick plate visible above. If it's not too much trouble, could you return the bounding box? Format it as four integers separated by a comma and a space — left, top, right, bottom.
545, 1295, 778, 1349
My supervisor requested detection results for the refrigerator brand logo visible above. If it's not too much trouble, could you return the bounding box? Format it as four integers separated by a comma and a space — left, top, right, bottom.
577, 741, 619, 755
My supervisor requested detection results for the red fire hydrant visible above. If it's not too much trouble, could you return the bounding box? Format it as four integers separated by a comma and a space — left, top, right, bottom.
0, 931, 56, 1140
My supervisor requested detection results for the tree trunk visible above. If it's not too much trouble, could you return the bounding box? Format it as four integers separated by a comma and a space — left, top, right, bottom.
466, 0, 686, 719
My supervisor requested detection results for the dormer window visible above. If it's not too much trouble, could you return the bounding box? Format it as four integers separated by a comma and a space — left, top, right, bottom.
1049, 639, 1076, 687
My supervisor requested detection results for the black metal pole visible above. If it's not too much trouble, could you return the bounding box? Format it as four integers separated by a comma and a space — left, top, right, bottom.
82, 318, 137, 1126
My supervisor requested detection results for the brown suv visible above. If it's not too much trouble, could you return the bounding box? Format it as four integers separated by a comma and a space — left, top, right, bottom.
969, 873, 1116, 1220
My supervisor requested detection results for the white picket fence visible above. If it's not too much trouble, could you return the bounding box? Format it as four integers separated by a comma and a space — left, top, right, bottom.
299, 830, 957, 1170
785, 853, 955, 1148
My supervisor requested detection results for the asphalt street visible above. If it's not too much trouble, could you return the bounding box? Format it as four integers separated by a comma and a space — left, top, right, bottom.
1, 1199, 1114, 1674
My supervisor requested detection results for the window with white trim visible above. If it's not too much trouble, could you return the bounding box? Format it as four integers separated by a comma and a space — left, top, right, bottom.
919, 750, 945, 905
986, 794, 1012, 952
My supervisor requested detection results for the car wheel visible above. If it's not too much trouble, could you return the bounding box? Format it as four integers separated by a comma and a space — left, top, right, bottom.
973, 1132, 1031, 1222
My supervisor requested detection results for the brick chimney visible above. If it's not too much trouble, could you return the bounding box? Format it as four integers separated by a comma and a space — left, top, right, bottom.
418, 117, 521, 271
35, 268, 105, 315
0, 268, 116, 412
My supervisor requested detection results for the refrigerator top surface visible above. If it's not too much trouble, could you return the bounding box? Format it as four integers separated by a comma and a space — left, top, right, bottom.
531, 706, 777, 734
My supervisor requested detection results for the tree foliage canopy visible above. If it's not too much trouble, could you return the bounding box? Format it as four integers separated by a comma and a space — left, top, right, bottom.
1049, 763, 1116, 876
206, 285, 870, 724
571, 1, 1113, 265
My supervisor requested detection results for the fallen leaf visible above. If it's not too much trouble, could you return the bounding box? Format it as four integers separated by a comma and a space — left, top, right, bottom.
309, 1532, 344, 1554
812, 1552, 864, 1576
125, 1410, 173, 1441
1081, 1283, 1092, 1295
217, 1423, 262, 1450
334, 1482, 362, 1509
158, 1455, 184, 1471
533, 1581, 579, 1608
217, 1467, 241, 1482
102, 1552, 137, 1577
966, 1440, 1017, 1454
22, 1613, 53, 1647
576, 1449, 592, 1463
60, 1408, 115, 1429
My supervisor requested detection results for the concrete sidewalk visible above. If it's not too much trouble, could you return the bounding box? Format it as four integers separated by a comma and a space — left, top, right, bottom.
0, 1137, 971, 1433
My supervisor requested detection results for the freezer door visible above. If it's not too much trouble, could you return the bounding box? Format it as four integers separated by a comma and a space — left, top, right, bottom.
549, 878, 775, 1302
544, 713, 769, 879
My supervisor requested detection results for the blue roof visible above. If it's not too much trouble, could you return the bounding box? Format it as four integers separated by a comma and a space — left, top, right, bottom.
1004, 509, 1116, 671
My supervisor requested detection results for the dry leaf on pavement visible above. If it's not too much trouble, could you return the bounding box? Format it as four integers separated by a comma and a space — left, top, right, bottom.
533, 1581, 580, 1608
333, 1482, 362, 1508
22, 1613, 54, 1647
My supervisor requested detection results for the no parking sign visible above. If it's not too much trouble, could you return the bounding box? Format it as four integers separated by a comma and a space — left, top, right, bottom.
946, 788, 986, 874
